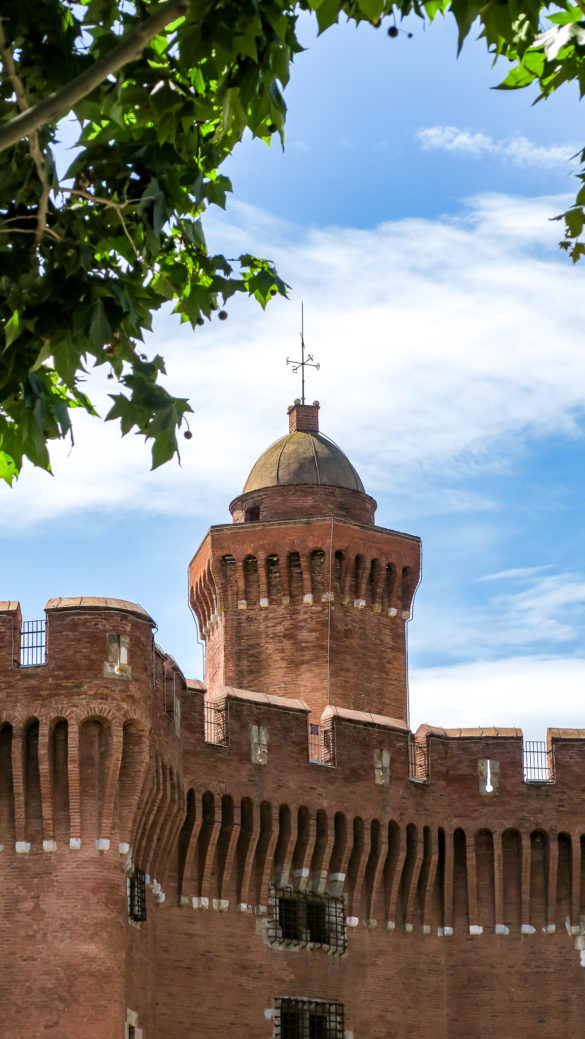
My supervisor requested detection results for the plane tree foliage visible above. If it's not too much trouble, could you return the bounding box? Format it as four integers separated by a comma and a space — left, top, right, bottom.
0, 0, 584, 485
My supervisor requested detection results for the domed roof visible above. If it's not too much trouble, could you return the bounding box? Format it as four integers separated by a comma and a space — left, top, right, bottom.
243, 429, 364, 495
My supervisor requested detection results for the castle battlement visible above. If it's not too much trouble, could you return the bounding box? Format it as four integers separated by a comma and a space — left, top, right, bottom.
3, 403, 585, 1039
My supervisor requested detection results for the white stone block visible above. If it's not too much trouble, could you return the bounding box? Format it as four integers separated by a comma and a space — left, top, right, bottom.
96, 838, 110, 851
303, 593, 313, 605
15, 841, 30, 854
43, 839, 57, 852
69, 837, 82, 850
403, 922, 413, 933
119, 842, 130, 855
495, 924, 509, 935
469, 925, 483, 936
346, 916, 359, 928
259, 597, 269, 608
521, 923, 536, 935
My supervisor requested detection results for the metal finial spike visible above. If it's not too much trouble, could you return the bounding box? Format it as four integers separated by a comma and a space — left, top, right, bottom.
286, 302, 319, 404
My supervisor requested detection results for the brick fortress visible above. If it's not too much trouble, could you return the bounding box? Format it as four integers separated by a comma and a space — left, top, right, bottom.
2, 399, 585, 1038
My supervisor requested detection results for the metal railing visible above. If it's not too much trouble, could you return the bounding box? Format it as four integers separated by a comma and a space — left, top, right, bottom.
308, 720, 336, 767
523, 740, 555, 783
204, 698, 229, 746
20, 619, 46, 667
268, 886, 347, 953
408, 734, 429, 783
128, 868, 147, 922
274, 998, 345, 1039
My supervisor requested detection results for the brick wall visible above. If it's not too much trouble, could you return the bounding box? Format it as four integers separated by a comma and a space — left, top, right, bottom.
190, 517, 421, 719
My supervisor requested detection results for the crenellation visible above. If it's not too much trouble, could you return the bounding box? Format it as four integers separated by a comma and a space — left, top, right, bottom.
4, 401, 585, 1038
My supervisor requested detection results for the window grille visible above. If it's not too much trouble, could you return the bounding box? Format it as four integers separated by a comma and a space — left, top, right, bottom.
204, 698, 229, 746
274, 999, 344, 1039
268, 887, 347, 954
129, 868, 147, 922
523, 740, 555, 783
408, 734, 429, 783
308, 720, 336, 767
20, 619, 46, 667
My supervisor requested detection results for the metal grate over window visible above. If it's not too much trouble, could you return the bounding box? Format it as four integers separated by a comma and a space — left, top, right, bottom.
408, 734, 429, 783
204, 698, 229, 746
129, 868, 147, 922
274, 999, 344, 1039
20, 619, 46, 667
523, 740, 555, 783
268, 887, 347, 953
308, 720, 336, 767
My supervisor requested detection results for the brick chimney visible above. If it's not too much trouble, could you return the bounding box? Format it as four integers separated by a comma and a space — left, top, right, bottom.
288, 399, 320, 433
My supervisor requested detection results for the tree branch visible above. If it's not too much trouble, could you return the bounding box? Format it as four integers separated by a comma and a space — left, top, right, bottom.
0, 19, 51, 242
0, 0, 192, 155
63, 186, 143, 258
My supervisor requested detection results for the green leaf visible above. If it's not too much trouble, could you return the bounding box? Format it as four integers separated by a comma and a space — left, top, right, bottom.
0, 450, 17, 486
315, 0, 340, 34
5, 310, 22, 348
89, 300, 113, 350
564, 207, 584, 238
357, 0, 385, 20
450, 0, 484, 52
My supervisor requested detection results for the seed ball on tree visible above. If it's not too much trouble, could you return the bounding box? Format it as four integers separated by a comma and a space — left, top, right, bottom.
388, 25, 398, 36
184, 430, 193, 440
218, 310, 228, 320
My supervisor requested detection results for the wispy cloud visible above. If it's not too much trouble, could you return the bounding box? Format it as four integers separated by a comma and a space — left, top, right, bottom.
1, 192, 585, 529
416, 125, 576, 168
478, 565, 553, 582
413, 569, 585, 664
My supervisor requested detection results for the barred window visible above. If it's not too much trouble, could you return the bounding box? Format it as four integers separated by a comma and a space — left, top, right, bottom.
129, 868, 147, 922
275, 999, 344, 1039
269, 887, 346, 953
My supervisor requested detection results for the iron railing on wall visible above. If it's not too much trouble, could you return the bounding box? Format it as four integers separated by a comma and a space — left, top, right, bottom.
274, 998, 345, 1039
268, 886, 347, 953
523, 740, 555, 783
204, 698, 229, 746
20, 619, 46, 667
408, 735, 429, 783
308, 720, 336, 767
128, 868, 147, 922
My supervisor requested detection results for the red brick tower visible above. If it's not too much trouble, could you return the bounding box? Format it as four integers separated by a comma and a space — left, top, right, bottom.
189, 401, 421, 721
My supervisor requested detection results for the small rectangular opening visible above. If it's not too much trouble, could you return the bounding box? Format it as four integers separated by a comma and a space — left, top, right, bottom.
129, 868, 147, 922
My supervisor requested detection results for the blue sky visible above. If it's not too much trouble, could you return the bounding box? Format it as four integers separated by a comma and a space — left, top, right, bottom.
3, 10, 585, 740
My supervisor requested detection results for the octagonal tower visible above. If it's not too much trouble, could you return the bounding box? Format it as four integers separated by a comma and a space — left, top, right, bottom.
189, 401, 421, 722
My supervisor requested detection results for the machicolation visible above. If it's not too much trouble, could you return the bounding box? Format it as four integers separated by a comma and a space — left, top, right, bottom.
2, 400, 585, 1038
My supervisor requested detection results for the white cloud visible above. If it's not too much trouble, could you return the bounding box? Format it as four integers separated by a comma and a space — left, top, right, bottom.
416, 125, 576, 168
2, 191, 585, 529
409, 655, 585, 742
411, 569, 585, 667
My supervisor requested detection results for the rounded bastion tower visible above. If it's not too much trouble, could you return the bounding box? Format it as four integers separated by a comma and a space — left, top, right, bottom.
189, 400, 421, 722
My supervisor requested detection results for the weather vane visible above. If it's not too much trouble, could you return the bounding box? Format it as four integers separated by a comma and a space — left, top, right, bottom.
286, 303, 320, 405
